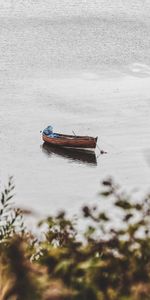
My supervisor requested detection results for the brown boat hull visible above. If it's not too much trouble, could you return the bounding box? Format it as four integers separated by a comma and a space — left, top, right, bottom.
42, 134, 98, 149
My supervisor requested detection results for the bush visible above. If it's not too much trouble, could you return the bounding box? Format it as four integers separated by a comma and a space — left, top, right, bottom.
0, 178, 150, 300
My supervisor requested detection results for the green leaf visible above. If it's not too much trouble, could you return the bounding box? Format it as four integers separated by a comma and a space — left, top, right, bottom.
1, 192, 5, 205
115, 200, 133, 210
101, 191, 112, 197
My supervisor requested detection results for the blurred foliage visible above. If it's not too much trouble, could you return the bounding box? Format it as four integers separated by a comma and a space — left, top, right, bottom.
0, 177, 150, 300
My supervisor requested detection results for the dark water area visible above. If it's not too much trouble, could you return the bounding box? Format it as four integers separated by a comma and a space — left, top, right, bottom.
42, 143, 98, 166
0, 0, 150, 219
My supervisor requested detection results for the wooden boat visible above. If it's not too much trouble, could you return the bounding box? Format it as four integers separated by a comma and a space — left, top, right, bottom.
42, 142, 97, 166
42, 133, 98, 149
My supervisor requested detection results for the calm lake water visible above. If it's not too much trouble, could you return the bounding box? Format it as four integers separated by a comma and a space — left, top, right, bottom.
0, 0, 150, 218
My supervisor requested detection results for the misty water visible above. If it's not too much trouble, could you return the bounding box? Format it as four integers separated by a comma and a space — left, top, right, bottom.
0, 0, 150, 218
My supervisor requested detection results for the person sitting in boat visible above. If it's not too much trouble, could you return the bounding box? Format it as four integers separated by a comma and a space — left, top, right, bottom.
43, 125, 59, 138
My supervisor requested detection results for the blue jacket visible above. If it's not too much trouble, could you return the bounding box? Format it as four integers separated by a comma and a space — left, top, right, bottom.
43, 126, 59, 138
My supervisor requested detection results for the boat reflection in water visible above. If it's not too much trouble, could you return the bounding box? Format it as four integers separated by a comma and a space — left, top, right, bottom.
42, 142, 97, 166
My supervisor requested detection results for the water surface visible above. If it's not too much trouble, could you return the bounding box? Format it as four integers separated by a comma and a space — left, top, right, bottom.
0, 0, 150, 217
